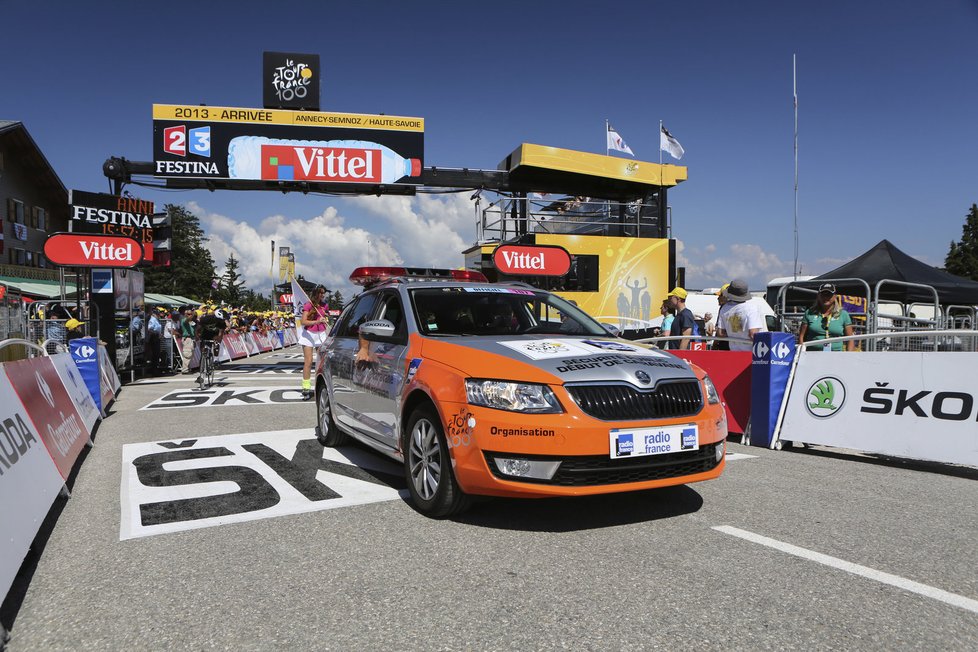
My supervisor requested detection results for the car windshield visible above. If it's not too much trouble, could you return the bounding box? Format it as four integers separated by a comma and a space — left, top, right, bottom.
410, 286, 609, 337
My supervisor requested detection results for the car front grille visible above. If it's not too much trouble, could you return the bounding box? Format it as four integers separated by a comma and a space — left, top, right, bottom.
565, 380, 703, 421
485, 444, 721, 487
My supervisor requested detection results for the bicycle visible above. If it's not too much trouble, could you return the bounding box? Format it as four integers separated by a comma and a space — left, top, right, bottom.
197, 340, 219, 390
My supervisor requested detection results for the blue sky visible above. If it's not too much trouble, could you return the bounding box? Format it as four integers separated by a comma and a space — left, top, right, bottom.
3, 1, 976, 296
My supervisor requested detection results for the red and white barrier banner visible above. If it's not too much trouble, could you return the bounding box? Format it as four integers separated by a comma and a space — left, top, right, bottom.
0, 371, 66, 601
283, 328, 298, 346
271, 331, 283, 350
672, 350, 752, 435
50, 353, 101, 434
254, 332, 273, 353
3, 357, 89, 480
98, 343, 121, 401
778, 351, 978, 466
222, 332, 250, 360
244, 333, 260, 356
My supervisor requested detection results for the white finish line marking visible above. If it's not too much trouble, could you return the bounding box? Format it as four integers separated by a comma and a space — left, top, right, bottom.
724, 452, 757, 461
713, 526, 978, 615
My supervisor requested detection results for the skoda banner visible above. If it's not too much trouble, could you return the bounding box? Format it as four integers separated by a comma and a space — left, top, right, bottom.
778, 351, 978, 466
749, 332, 796, 448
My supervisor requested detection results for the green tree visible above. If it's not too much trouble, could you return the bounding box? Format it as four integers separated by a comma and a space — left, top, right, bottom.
329, 290, 345, 312
945, 204, 978, 281
219, 253, 246, 305
144, 204, 217, 300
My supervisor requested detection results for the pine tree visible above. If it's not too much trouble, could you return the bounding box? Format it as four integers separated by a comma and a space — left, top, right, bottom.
144, 204, 217, 300
329, 290, 345, 312
219, 253, 246, 305
945, 203, 978, 281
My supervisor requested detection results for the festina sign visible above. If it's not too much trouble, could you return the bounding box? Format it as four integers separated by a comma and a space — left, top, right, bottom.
44, 233, 143, 268
69, 190, 154, 262
492, 245, 572, 276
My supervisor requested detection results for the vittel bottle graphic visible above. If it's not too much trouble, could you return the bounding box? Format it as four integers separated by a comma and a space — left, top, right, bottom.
227, 136, 421, 184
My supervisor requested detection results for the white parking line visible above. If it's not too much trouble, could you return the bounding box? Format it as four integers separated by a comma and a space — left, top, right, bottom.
713, 525, 978, 615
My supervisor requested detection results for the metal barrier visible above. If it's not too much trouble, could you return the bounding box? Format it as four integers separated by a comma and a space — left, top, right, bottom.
0, 337, 49, 359
798, 330, 978, 353
638, 335, 743, 350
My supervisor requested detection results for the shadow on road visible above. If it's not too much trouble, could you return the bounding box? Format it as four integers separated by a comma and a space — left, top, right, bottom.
782, 442, 978, 481
451, 485, 704, 532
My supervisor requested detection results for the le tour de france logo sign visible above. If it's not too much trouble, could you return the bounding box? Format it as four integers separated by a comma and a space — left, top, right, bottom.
44, 233, 143, 268
262, 51, 320, 111
492, 244, 572, 276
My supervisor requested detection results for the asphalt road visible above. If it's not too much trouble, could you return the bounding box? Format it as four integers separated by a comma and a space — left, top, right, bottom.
4, 351, 977, 651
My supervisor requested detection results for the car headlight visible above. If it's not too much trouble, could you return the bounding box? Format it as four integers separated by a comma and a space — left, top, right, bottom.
465, 379, 562, 413
703, 375, 721, 404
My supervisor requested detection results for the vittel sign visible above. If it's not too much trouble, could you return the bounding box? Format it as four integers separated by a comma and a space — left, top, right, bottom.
44, 233, 143, 268
493, 245, 571, 277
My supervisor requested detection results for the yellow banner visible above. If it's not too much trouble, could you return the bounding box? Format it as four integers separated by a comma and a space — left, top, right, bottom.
535, 234, 672, 329
153, 104, 424, 132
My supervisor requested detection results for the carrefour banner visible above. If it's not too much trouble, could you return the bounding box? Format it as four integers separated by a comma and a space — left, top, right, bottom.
778, 352, 978, 466
152, 104, 423, 185
749, 333, 796, 448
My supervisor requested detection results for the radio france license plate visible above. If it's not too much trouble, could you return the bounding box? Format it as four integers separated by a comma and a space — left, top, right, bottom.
609, 424, 699, 459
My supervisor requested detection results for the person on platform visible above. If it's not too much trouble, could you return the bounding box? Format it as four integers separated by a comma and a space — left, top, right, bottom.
667, 287, 696, 350
716, 279, 766, 351
299, 285, 330, 400
798, 283, 855, 351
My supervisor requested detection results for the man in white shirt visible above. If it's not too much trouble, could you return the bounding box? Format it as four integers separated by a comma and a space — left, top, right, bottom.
716, 278, 766, 351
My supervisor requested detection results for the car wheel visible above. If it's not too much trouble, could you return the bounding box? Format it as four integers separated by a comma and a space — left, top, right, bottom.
404, 405, 470, 518
316, 381, 347, 447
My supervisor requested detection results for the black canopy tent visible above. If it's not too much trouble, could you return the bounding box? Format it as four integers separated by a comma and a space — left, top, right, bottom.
807, 240, 978, 306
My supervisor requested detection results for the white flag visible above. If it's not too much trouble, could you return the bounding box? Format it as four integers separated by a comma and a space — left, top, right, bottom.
606, 124, 634, 155
660, 125, 685, 160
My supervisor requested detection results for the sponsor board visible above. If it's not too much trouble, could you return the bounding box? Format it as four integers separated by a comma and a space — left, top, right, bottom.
120, 429, 406, 539
49, 353, 101, 433
68, 190, 155, 263
3, 357, 89, 479
0, 373, 66, 599
492, 244, 571, 276
152, 104, 423, 184
263, 51, 320, 110
610, 424, 698, 459
141, 386, 307, 410
779, 352, 978, 466
43, 233, 143, 268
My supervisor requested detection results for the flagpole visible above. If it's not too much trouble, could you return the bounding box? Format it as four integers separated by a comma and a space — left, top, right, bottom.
270, 240, 275, 312
793, 53, 799, 280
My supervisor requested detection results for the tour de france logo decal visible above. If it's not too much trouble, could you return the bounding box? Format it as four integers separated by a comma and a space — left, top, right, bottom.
806, 376, 846, 418
523, 341, 572, 355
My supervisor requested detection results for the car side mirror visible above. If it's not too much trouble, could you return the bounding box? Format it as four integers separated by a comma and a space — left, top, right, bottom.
360, 319, 397, 341
601, 323, 621, 337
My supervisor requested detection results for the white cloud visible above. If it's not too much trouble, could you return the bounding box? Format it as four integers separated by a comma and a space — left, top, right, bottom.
681, 241, 793, 291
188, 193, 477, 297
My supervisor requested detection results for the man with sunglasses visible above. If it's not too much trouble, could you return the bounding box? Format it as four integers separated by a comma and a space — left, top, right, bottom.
798, 283, 856, 351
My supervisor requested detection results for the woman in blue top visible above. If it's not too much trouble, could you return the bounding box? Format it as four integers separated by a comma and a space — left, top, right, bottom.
798, 283, 855, 351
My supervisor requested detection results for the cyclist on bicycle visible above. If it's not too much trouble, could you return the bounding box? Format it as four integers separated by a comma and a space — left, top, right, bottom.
195, 308, 227, 385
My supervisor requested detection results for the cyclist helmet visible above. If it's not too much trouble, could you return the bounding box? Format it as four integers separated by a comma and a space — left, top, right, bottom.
214, 309, 225, 319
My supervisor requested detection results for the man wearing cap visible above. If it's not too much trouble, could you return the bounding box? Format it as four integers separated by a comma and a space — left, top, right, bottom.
716, 279, 766, 351
798, 283, 855, 351
667, 287, 696, 350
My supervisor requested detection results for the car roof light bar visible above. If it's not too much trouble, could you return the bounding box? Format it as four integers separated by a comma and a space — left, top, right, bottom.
350, 267, 488, 287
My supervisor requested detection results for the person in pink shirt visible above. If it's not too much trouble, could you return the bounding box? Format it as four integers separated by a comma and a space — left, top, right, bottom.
299, 285, 329, 400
